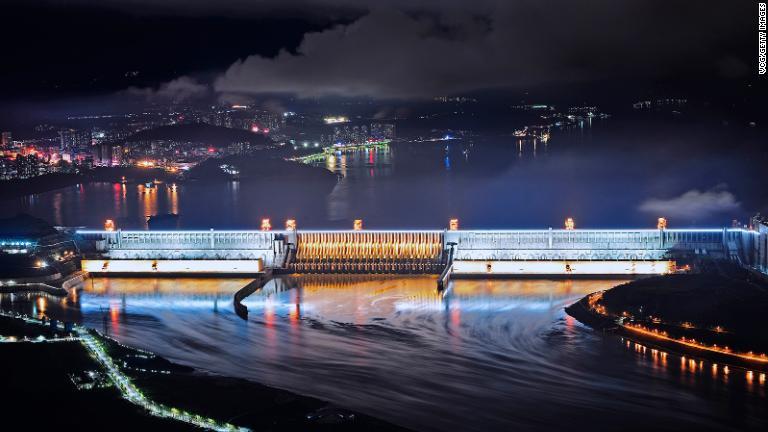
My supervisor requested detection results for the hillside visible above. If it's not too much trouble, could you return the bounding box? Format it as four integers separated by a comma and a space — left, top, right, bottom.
187, 154, 338, 184
123, 123, 269, 148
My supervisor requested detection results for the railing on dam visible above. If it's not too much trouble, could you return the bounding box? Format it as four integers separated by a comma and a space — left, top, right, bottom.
444, 228, 754, 261
77, 229, 285, 266
78, 230, 278, 250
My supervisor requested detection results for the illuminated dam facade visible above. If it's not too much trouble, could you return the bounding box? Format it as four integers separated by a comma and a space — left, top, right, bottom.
292, 231, 444, 273
76, 227, 765, 277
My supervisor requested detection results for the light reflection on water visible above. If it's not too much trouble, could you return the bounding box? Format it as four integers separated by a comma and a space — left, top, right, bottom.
1, 276, 766, 431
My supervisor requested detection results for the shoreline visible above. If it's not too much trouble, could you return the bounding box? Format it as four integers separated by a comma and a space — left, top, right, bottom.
565, 283, 768, 373
0, 167, 177, 201
0, 154, 338, 202
0, 307, 409, 431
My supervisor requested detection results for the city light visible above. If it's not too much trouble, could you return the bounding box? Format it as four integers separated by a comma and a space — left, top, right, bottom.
323, 116, 349, 124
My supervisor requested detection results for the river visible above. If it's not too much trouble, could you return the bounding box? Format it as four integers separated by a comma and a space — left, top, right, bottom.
1, 276, 766, 431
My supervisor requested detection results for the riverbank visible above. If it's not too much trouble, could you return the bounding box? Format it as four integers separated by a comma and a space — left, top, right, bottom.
0, 309, 408, 431
0, 313, 193, 430
186, 154, 338, 185
566, 260, 768, 370
0, 167, 179, 201
1, 152, 337, 202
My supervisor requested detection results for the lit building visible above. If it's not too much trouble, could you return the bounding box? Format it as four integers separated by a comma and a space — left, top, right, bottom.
751, 214, 768, 274
14, 154, 42, 179
1, 131, 12, 149
0, 157, 16, 179
323, 116, 349, 125
59, 129, 92, 153
111, 145, 124, 166
370, 123, 395, 140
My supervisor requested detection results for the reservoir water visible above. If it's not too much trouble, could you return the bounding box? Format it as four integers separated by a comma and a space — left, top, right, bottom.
2, 117, 766, 229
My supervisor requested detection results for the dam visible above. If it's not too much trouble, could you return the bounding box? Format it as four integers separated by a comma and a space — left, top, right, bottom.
75, 223, 766, 279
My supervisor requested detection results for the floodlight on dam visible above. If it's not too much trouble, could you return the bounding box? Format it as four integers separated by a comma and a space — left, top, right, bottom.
286, 219, 297, 231
658, 217, 668, 230
565, 218, 575, 230
261, 219, 272, 231
449, 219, 459, 231
353, 219, 363, 231
104, 219, 115, 232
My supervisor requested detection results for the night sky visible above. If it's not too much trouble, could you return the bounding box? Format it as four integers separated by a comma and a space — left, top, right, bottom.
1, 0, 762, 104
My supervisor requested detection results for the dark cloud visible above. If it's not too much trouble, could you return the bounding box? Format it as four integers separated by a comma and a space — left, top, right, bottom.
214, 1, 753, 99
0, 1, 331, 100
2, 1, 756, 101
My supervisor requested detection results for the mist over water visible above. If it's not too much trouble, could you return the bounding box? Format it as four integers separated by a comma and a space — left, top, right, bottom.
3, 276, 766, 431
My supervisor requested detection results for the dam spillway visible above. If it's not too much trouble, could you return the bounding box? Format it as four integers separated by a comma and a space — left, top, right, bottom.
291, 231, 444, 273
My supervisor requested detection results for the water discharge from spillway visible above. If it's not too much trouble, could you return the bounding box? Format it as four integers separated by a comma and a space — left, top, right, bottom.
2, 276, 766, 431
292, 231, 444, 273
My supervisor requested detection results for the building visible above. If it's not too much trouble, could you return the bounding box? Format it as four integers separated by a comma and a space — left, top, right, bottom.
370, 123, 395, 140
751, 214, 768, 274
59, 129, 92, 154
110, 145, 124, 166
15, 154, 41, 179
1, 131, 12, 149
0, 157, 16, 179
